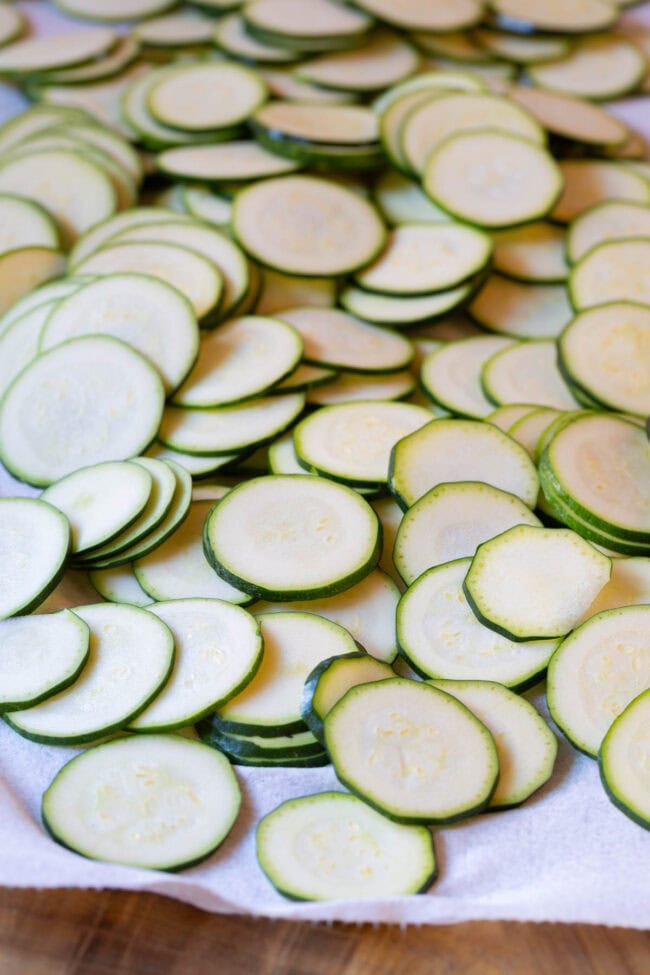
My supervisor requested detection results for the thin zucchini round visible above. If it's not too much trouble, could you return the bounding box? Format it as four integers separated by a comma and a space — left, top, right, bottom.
301, 651, 395, 744
324, 677, 499, 825
42, 733, 241, 871
0, 336, 165, 487
600, 689, 650, 830
147, 62, 267, 133
232, 174, 386, 276
0, 498, 70, 619
397, 558, 557, 689
256, 791, 437, 901
203, 475, 381, 600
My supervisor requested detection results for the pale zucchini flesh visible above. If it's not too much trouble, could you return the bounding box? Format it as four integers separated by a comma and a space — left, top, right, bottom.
424, 130, 562, 229
217, 611, 357, 735
42, 733, 241, 871
420, 335, 514, 418
41, 461, 152, 555
431, 680, 558, 809
600, 689, 650, 830
0, 610, 90, 712
567, 201, 650, 264
324, 678, 499, 824
470, 276, 573, 340
547, 606, 650, 756
397, 559, 557, 689
464, 525, 612, 641
0, 498, 70, 619
570, 239, 650, 311
232, 174, 386, 277
129, 599, 263, 731
389, 418, 540, 510
256, 791, 436, 901
203, 475, 381, 600
7, 603, 175, 745
394, 481, 541, 585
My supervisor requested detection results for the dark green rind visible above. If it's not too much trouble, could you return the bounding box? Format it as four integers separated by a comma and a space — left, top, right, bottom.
198, 720, 324, 760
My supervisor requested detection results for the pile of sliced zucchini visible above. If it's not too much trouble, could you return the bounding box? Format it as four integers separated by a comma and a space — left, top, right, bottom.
0, 0, 648, 896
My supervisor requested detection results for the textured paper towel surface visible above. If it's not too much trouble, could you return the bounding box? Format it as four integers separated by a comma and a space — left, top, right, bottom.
0, 0, 649, 928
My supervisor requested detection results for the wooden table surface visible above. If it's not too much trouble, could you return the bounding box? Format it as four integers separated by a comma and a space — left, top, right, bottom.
1, 888, 648, 975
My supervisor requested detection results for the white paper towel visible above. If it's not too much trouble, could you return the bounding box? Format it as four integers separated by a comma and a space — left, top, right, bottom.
0, 0, 649, 927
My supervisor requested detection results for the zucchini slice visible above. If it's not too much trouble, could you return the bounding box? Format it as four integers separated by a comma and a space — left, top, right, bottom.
527, 36, 645, 101
244, 0, 372, 51
0, 27, 117, 74
552, 161, 649, 224
40, 273, 199, 395
260, 66, 359, 104
389, 418, 539, 510
279, 307, 414, 373
492, 222, 569, 284
508, 407, 561, 461
157, 141, 300, 183
172, 316, 302, 408
355, 0, 482, 32
129, 599, 262, 731
256, 791, 436, 901
481, 340, 580, 410
0, 193, 60, 252
0, 5, 24, 48
216, 611, 357, 736
41, 461, 152, 556
510, 86, 629, 147
324, 677, 499, 825
214, 13, 298, 64
486, 403, 540, 432
0, 336, 164, 487
54, 0, 178, 19
0, 148, 116, 247
401, 92, 545, 175
111, 220, 250, 321
74, 457, 177, 563
67, 206, 193, 268
273, 364, 337, 395
199, 725, 323, 762
424, 130, 562, 229
394, 481, 541, 585
547, 606, 650, 756
253, 101, 378, 145
301, 651, 395, 744
306, 369, 415, 405
372, 170, 450, 225
0, 498, 70, 619
464, 524, 611, 641
133, 500, 249, 604
297, 31, 419, 93
73, 241, 223, 324
89, 565, 153, 608
147, 62, 267, 132
133, 12, 216, 47
490, 0, 618, 34
0, 610, 90, 712
420, 335, 515, 418
431, 680, 557, 809
29, 37, 141, 86
42, 733, 240, 870
256, 267, 336, 315
232, 174, 386, 276
203, 475, 380, 600
540, 413, 650, 541
340, 281, 473, 325
397, 558, 557, 688
159, 394, 305, 456
473, 28, 572, 64
0, 275, 90, 336
354, 223, 491, 296
567, 201, 650, 264
255, 569, 400, 663
470, 276, 573, 340
294, 401, 431, 485
7, 603, 174, 745
0, 302, 68, 399
121, 69, 240, 151
600, 689, 650, 830
558, 303, 650, 417
570, 239, 650, 311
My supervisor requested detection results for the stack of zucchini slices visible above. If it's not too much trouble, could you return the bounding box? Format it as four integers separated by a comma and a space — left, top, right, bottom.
0, 0, 648, 900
